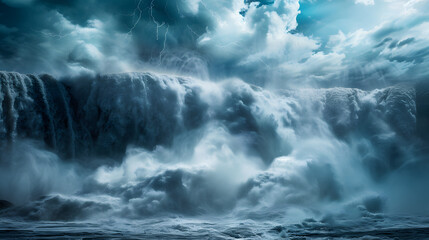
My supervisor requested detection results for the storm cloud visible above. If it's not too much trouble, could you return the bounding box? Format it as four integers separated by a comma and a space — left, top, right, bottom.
0, 0, 427, 88
1, 2, 429, 237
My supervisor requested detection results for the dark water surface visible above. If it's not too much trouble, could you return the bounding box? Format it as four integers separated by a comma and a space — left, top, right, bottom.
2, 216, 429, 239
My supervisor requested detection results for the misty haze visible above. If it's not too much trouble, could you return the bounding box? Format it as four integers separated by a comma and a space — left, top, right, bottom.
1, 0, 429, 239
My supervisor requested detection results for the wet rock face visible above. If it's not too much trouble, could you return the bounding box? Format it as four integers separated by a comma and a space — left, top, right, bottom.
0, 71, 425, 222
0, 72, 192, 159
0, 72, 418, 164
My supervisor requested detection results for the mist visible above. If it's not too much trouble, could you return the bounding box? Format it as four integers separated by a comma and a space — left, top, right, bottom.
1, 0, 429, 239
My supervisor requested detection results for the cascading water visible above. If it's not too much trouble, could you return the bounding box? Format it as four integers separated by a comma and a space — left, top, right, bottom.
1, 71, 428, 238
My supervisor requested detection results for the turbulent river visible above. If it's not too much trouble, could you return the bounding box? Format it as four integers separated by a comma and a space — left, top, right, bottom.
1, 71, 429, 239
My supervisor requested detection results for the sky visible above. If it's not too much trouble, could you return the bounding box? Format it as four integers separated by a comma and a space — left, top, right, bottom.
0, 0, 428, 89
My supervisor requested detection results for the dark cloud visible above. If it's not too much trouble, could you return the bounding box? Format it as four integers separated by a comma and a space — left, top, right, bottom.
374, 37, 392, 48
1, 0, 428, 88
0, 0, 300, 84
397, 37, 415, 48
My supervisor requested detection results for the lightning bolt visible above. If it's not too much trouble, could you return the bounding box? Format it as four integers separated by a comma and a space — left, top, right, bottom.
127, 0, 143, 35
160, 24, 169, 57
187, 25, 200, 39
176, 1, 182, 15
200, 0, 217, 19
150, 0, 165, 40
148, 0, 169, 58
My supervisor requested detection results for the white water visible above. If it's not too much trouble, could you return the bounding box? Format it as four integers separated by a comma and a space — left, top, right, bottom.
0, 71, 428, 238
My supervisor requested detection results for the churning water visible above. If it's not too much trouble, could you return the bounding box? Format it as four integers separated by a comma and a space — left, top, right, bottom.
1, 71, 429, 239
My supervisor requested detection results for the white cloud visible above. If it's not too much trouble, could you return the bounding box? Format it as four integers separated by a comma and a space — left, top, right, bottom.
0, 0, 428, 88
355, 0, 375, 5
